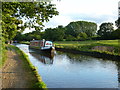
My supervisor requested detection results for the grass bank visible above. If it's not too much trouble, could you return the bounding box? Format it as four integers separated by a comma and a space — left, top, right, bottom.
0, 45, 7, 68
19, 41, 30, 45
55, 40, 120, 60
7, 45, 47, 88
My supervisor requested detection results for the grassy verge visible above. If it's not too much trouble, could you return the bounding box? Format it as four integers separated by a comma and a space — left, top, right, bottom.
1, 50, 7, 68
19, 41, 30, 45
55, 40, 120, 56
0, 45, 7, 68
7, 45, 47, 88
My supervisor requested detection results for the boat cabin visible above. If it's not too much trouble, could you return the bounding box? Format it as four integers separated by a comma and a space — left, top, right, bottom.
29, 39, 55, 51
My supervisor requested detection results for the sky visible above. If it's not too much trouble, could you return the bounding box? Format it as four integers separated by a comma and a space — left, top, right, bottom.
24, 0, 120, 33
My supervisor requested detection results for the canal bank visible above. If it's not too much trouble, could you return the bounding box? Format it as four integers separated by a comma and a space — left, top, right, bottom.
54, 40, 120, 61
55, 47, 120, 61
1, 45, 46, 88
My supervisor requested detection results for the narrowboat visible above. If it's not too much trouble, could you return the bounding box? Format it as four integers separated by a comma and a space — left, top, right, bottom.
30, 52, 54, 64
29, 39, 55, 52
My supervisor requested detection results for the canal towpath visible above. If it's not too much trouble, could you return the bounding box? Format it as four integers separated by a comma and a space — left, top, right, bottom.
1, 45, 38, 88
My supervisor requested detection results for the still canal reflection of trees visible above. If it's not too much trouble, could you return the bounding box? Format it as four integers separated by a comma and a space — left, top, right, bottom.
29, 51, 54, 64
16, 44, 120, 88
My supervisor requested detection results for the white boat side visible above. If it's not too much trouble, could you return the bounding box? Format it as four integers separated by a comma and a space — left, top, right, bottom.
29, 40, 55, 51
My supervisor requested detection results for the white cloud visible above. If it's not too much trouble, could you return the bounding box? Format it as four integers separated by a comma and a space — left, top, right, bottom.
23, 28, 35, 34
54, 0, 118, 15
44, 15, 73, 28
44, 0, 119, 29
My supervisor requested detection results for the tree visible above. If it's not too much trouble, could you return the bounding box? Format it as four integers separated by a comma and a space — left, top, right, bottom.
65, 21, 97, 40
43, 26, 65, 41
115, 18, 120, 29
2, 2, 59, 42
112, 29, 120, 39
13, 32, 25, 42
66, 35, 76, 41
97, 22, 114, 39
15, 31, 42, 41
77, 32, 88, 41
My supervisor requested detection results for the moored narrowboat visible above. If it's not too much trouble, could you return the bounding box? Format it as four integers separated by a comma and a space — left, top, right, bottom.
29, 39, 55, 52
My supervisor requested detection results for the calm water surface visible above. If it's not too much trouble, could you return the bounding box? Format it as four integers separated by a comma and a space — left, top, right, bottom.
16, 44, 119, 88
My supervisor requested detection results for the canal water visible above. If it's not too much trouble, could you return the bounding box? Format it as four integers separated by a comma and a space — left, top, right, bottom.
16, 44, 119, 88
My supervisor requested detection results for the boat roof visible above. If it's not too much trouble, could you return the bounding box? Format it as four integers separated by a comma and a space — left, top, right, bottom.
30, 40, 52, 42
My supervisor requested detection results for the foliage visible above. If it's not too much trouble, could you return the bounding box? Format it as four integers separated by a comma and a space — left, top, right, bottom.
25, 31, 42, 41
76, 32, 88, 40
33, 82, 47, 89
42, 21, 97, 41
14, 30, 44, 41
19, 41, 30, 45
13, 32, 25, 41
0, 46, 7, 68
2, 2, 58, 42
97, 22, 114, 39
13, 20, 120, 42
66, 35, 76, 41
65, 21, 97, 39
112, 29, 120, 39
115, 18, 120, 29
43, 25, 65, 41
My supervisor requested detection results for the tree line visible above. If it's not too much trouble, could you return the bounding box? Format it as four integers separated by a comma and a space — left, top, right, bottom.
14, 20, 120, 42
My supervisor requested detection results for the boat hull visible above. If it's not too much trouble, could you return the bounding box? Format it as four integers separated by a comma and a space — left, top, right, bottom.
29, 46, 55, 53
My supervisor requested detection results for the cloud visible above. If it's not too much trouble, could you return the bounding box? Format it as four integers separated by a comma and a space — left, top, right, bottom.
44, 15, 73, 28
54, 0, 118, 15
43, 0, 119, 29
69, 13, 117, 23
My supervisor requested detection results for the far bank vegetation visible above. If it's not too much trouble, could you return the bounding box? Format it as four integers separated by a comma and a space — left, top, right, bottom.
14, 21, 120, 42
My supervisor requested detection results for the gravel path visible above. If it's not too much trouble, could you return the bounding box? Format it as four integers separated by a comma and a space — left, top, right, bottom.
1, 47, 37, 88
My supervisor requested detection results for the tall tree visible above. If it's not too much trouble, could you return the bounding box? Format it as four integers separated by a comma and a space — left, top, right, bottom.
115, 18, 120, 29
112, 29, 120, 39
65, 21, 97, 39
97, 22, 114, 39
43, 26, 65, 41
2, 2, 59, 42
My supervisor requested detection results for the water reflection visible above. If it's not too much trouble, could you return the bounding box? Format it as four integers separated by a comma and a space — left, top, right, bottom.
116, 61, 120, 88
57, 51, 117, 64
30, 52, 54, 64
16, 44, 120, 88
59, 51, 120, 89
29, 51, 54, 64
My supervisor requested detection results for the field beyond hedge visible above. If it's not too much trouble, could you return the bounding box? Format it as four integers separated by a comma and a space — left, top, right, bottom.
54, 40, 120, 56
